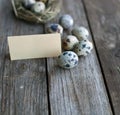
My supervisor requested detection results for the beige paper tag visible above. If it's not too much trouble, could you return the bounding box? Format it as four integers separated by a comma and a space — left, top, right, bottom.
8, 33, 62, 60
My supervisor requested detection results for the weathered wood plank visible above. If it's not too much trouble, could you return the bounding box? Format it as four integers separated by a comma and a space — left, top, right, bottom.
0, 0, 48, 115
83, 0, 120, 114
46, 0, 112, 114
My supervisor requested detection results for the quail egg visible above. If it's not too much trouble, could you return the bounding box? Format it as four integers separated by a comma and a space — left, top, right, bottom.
57, 51, 79, 69
62, 35, 79, 50
32, 1, 45, 14
72, 26, 89, 40
74, 39, 93, 56
59, 14, 74, 29
46, 23, 63, 35
22, 0, 36, 9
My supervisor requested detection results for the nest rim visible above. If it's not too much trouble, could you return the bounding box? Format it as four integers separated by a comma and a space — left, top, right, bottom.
11, 0, 61, 23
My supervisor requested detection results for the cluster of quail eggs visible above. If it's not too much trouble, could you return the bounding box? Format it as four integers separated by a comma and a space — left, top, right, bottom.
22, 0, 47, 14
47, 14, 93, 69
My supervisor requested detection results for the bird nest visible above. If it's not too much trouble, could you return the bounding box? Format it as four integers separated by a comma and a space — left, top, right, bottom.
11, 0, 61, 23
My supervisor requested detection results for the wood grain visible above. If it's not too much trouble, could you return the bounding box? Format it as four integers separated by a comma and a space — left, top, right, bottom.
0, 0, 48, 114
83, 0, 120, 114
46, 0, 112, 114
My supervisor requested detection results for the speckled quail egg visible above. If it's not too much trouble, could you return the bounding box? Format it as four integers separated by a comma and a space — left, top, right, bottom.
46, 23, 63, 35
57, 51, 79, 69
62, 35, 79, 50
59, 14, 74, 29
72, 26, 89, 41
74, 39, 93, 56
22, 0, 36, 9
31, 1, 45, 14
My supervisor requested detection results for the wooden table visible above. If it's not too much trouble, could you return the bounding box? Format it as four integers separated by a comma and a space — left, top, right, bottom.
0, 0, 120, 115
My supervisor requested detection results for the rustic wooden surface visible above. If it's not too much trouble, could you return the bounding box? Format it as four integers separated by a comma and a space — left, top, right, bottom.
83, 0, 120, 114
0, 0, 119, 115
0, 0, 48, 115
46, 0, 112, 115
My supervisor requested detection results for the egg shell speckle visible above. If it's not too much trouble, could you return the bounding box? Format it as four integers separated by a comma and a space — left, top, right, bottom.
74, 39, 93, 56
31, 1, 45, 14
23, 0, 36, 9
62, 35, 79, 50
46, 24, 63, 35
72, 26, 89, 41
59, 14, 74, 29
57, 51, 79, 69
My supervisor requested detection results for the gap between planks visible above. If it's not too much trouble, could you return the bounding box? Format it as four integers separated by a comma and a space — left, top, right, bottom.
81, 0, 115, 114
